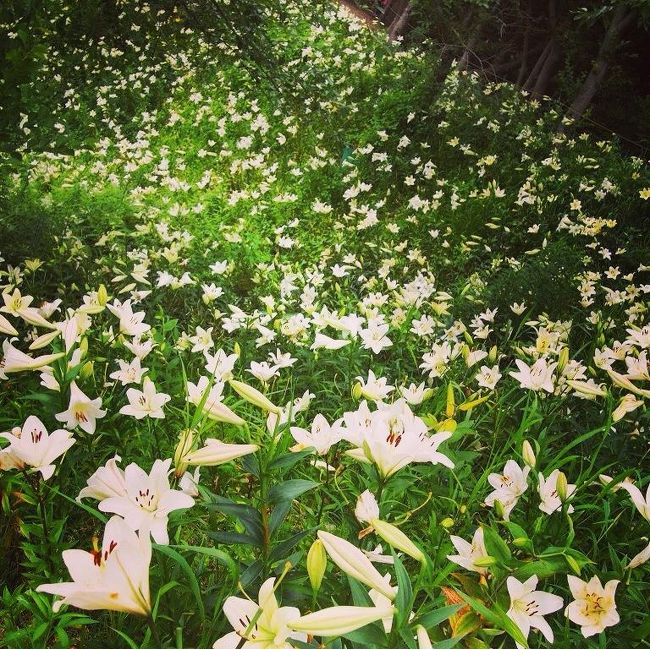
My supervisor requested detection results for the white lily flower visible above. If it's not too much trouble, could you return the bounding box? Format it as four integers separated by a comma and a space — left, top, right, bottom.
350, 399, 453, 478
311, 332, 351, 350
354, 370, 394, 401
510, 358, 556, 393
355, 490, 380, 524
1, 339, 64, 378
55, 381, 106, 434
109, 357, 147, 386
447, 527, 490, 575
289, 413, 342, 455
0, 313, 18, 336
359, 323, 392, 354
204, 348, 238, 380
565, 575, 620, 637
119, 377, 170, 420
601, 475, 650, 522
627, 541, 650, 570
484, 460, 530, 520
106, 299, 150, 337
399, 382, 433, 405
538, 469, 576, 514
506, 575, 563, 648
213, 577, 306, 649
36, 516, 151, 615
98, 458, 194, 544
186, 376, 244, 426
0, 415, 75, 480
77, 455, 128, 501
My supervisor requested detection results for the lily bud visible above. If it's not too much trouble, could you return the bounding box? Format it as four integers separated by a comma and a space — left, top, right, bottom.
566, 379, 607, 398
0, 314, 19, 336
494, 499, 505, 519
513, 536, 530, 548
446, 383, 455, 418
463, 331, 473, 345
289, 605, 393, 637
97, 284, 109, 306
416, 625, 434, 649
307, 539, 327, 592
607, 369, 650, 398
29, 329, 61, 350
557, 347, 569, 374
79, 337, 89, 358
318, 531, 396, 600
174, 428, 194, 476
488, 345, 497, 364
80, 360, 94, 381
522, 440, 536, 468
233, 341, 241, 357
351, 382, 363, 400
556, 471, 568, 502
371, 518, 425, 562
440, 517, 454, 529
565, 554, 581, 575
437, 418, 457, 433
229, 379, 281, 413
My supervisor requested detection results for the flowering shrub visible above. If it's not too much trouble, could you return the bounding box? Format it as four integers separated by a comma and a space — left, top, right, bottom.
1, 1, 649, 648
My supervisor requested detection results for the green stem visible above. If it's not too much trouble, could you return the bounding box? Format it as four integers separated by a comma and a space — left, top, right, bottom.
25, 471, 54, 573
146, 614, 164, 648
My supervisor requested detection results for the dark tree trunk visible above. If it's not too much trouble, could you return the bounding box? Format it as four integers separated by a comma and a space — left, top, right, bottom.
382, 0, 408, 27
457, 29, 481, 71
565, 5, 636, 122
523, 0, 558, 93
516, 0, 533, 85
531, 38, 560, 98
523, 38, 551, 90
388, 1, 412, 40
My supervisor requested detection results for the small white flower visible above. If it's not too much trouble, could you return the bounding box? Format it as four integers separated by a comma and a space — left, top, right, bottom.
55, 382, 106, 434
119, 378, 171, 420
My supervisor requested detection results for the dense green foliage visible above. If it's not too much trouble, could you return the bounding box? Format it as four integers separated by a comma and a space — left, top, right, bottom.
0, 2, 649, 649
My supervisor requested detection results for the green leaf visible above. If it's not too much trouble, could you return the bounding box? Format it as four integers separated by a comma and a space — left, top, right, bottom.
152, 581, 179, 618
240, 559, 264, 587
513, 558, 566, 581
348, 575, 374, 607
456, 592, 528, 649
415, 604, 462, 629
393, 551, 413, 628
268, 529, 312, 564
154, 544, 206, 624
209, 530, 262, 547
269, 500, 292, 535
268, 479, 318, 504
111, 628, 141, 649
43, 484, 108, 524
169, 544, 239, 581
433, 637, 465, 649
482, 526, 511, 564
208, 495, 264, 542
399, 626, 419, 649
269, 449, 314, 471
343, 622, 387, 646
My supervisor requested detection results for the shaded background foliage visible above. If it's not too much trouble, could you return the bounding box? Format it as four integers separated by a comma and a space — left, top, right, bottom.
356, 0, 650, 150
